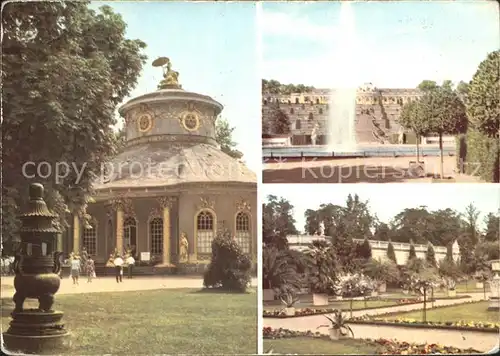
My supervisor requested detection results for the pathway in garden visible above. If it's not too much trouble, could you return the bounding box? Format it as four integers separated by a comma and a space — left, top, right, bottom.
264, 293, 495, 351
0, 276, 258, 298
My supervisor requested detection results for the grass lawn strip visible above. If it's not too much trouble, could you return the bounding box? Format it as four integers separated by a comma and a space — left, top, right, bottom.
262, 328, 480, 354
1, 288, 257, 354
350, 300, 499, 332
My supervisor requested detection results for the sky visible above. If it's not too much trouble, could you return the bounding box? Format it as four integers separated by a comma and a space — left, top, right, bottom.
262, 184, 500, 233
261, 0, 500, 88
90, 1, 260, 172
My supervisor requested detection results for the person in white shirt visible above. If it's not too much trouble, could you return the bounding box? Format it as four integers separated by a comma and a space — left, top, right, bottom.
126, 255, 135, 279
113, 255, 124, 283
70, 254, 81, 285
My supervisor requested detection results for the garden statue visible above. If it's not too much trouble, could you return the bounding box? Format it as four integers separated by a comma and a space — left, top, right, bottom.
153, 56, 182, 90
311, 123, 319, 146
488, 259, 500, 310
3, 183, 70, 353
179, 232, 189, 263
318, 221, 325, 236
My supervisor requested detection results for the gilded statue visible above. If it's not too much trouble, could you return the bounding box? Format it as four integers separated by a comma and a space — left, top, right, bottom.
152, 56, 181, 89
179, 232, 189, 263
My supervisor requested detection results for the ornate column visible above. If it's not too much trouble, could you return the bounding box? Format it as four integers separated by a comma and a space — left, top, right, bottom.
111, 196, 134, 255
158, 197, 176, 266
72, 214, 80, 253
116, 208, 124, 255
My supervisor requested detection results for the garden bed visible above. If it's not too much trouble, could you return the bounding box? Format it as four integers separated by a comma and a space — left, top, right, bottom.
263, 298, 426, 318
349, 317, 499, 333
263, 328, 480, 354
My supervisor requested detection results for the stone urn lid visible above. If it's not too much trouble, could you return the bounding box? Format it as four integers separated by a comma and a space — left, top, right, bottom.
93, 57, 256, 193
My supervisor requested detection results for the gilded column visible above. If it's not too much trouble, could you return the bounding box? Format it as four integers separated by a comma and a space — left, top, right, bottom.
72, 214, 80, 253
116, 207, 124, 255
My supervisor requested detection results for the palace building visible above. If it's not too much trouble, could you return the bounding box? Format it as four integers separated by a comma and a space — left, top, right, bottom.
65, 58, 257, 269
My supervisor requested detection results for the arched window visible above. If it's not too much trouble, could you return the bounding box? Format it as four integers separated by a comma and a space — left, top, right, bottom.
308, 112, 313, 120
319, 108, 323, 115
149, 217, 163, 255
295, 98, 299, 104
316, 98, 320, 104
295, 120, 301, 130
82, 220, 97, 256
290, 108, 294, 114
235, 212, 251, 254
123, 217, 137, 253
197, 211, 215, 255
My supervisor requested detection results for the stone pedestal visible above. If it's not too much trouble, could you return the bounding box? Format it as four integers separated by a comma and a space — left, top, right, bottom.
488, 270, 500, 311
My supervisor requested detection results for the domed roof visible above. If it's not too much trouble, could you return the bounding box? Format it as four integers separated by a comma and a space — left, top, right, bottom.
93, 57, 256, 192
94, 141, 256, 190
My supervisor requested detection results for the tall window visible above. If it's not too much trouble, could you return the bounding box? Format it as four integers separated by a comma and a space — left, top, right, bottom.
308, 112, 314, 120
150, 217, 163, 254
235, 212, 251, 254
82, 220, 97, 256
295, 120, 301, 130
123, 217, 137, 252
197, 211, 215, 254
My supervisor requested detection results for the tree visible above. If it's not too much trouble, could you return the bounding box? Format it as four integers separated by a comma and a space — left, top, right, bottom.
2, 2, 147, 246
262, 246, 303, 292
418, 82, 468, 179
399, 99, 428, 162
408, 241, 417, 261
418, 80, 439, 93
373, 222, 392, 241
304, 209, 321, 235
425, 244, 437, 267
363, 258, 399, 289
467, 51, 500, 139
484, 212, 500, 242
270, 107, 291, 135
438, 258, 462, 290
263, 195, 298, 249
387, 241, 397, 264
357, 237, 372, 260
306, 240, 339, 294
114, 127, 127, 154
215, 117, 243, 159
462, 203, 481, 245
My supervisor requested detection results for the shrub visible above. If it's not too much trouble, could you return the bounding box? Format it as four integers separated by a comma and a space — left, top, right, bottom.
203, 232, 252, 292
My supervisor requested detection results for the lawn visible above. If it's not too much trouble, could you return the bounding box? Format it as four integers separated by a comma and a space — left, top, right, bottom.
264, 337, 378, 354
388, 301, 498, 323
1, 288, 257, 354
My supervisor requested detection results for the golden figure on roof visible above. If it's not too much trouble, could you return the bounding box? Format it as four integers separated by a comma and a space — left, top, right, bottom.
152, 56, 181, 89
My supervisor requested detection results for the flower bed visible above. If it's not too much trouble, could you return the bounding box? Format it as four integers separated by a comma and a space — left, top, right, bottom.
262, 328, 480, 354
263, 298, 424, 318
349, 316, 499, 333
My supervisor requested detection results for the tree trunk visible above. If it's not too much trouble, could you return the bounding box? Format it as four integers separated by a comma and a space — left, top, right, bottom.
439, 132, 444, 179
416, 133, 420, 162
423, 288, 427, 322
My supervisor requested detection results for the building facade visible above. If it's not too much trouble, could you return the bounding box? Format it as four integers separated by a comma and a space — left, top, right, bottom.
262, 84, 453, 145
66, 59, 257, 267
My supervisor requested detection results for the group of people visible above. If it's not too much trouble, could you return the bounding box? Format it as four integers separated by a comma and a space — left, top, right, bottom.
69, 247, 95, 285
111, 254, 135, 282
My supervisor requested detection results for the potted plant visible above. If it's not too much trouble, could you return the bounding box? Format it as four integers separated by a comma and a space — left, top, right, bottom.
280, 290, 299, 316
263, 247, 302, 302
317, 309, 354, 340
306, 240, 338, 306
447, 279, 457, 297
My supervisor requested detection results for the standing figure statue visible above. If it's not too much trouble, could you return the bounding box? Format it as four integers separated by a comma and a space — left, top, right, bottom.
179, 232, 189, 263
318, 221, 325, 236
311, 123, 319, 146
152, 56, 181, 89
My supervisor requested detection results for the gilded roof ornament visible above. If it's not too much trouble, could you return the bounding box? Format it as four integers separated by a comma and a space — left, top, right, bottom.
152, 56, 182, 90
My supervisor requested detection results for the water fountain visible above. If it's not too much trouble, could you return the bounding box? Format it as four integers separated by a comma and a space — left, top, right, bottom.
326, 1, 358, 152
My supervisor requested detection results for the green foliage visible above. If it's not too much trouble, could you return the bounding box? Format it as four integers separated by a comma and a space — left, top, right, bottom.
306, 240, 339, 294
425, 244, 437, 267
484, 213, 500, 242
263, 195, 298, 249
356, 237, 372, 260
386, 242, 397, 264
363, 259, 398, 286
215, 117, 243, 159
269, 106, 291, 135
2, 1, 147, 243
438, 258, 462, 288
262, 246, 304, 291
466, 50, 500, 138
262, 79, 315, 95
203, 231, 252, 293
459, 127, 500, 182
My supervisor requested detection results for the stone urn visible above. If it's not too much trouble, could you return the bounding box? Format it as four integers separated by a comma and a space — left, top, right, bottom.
329, 328, 341, 340
284, 307, 295, 316
447, 289, 457, 297
3, 183, 70, 354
